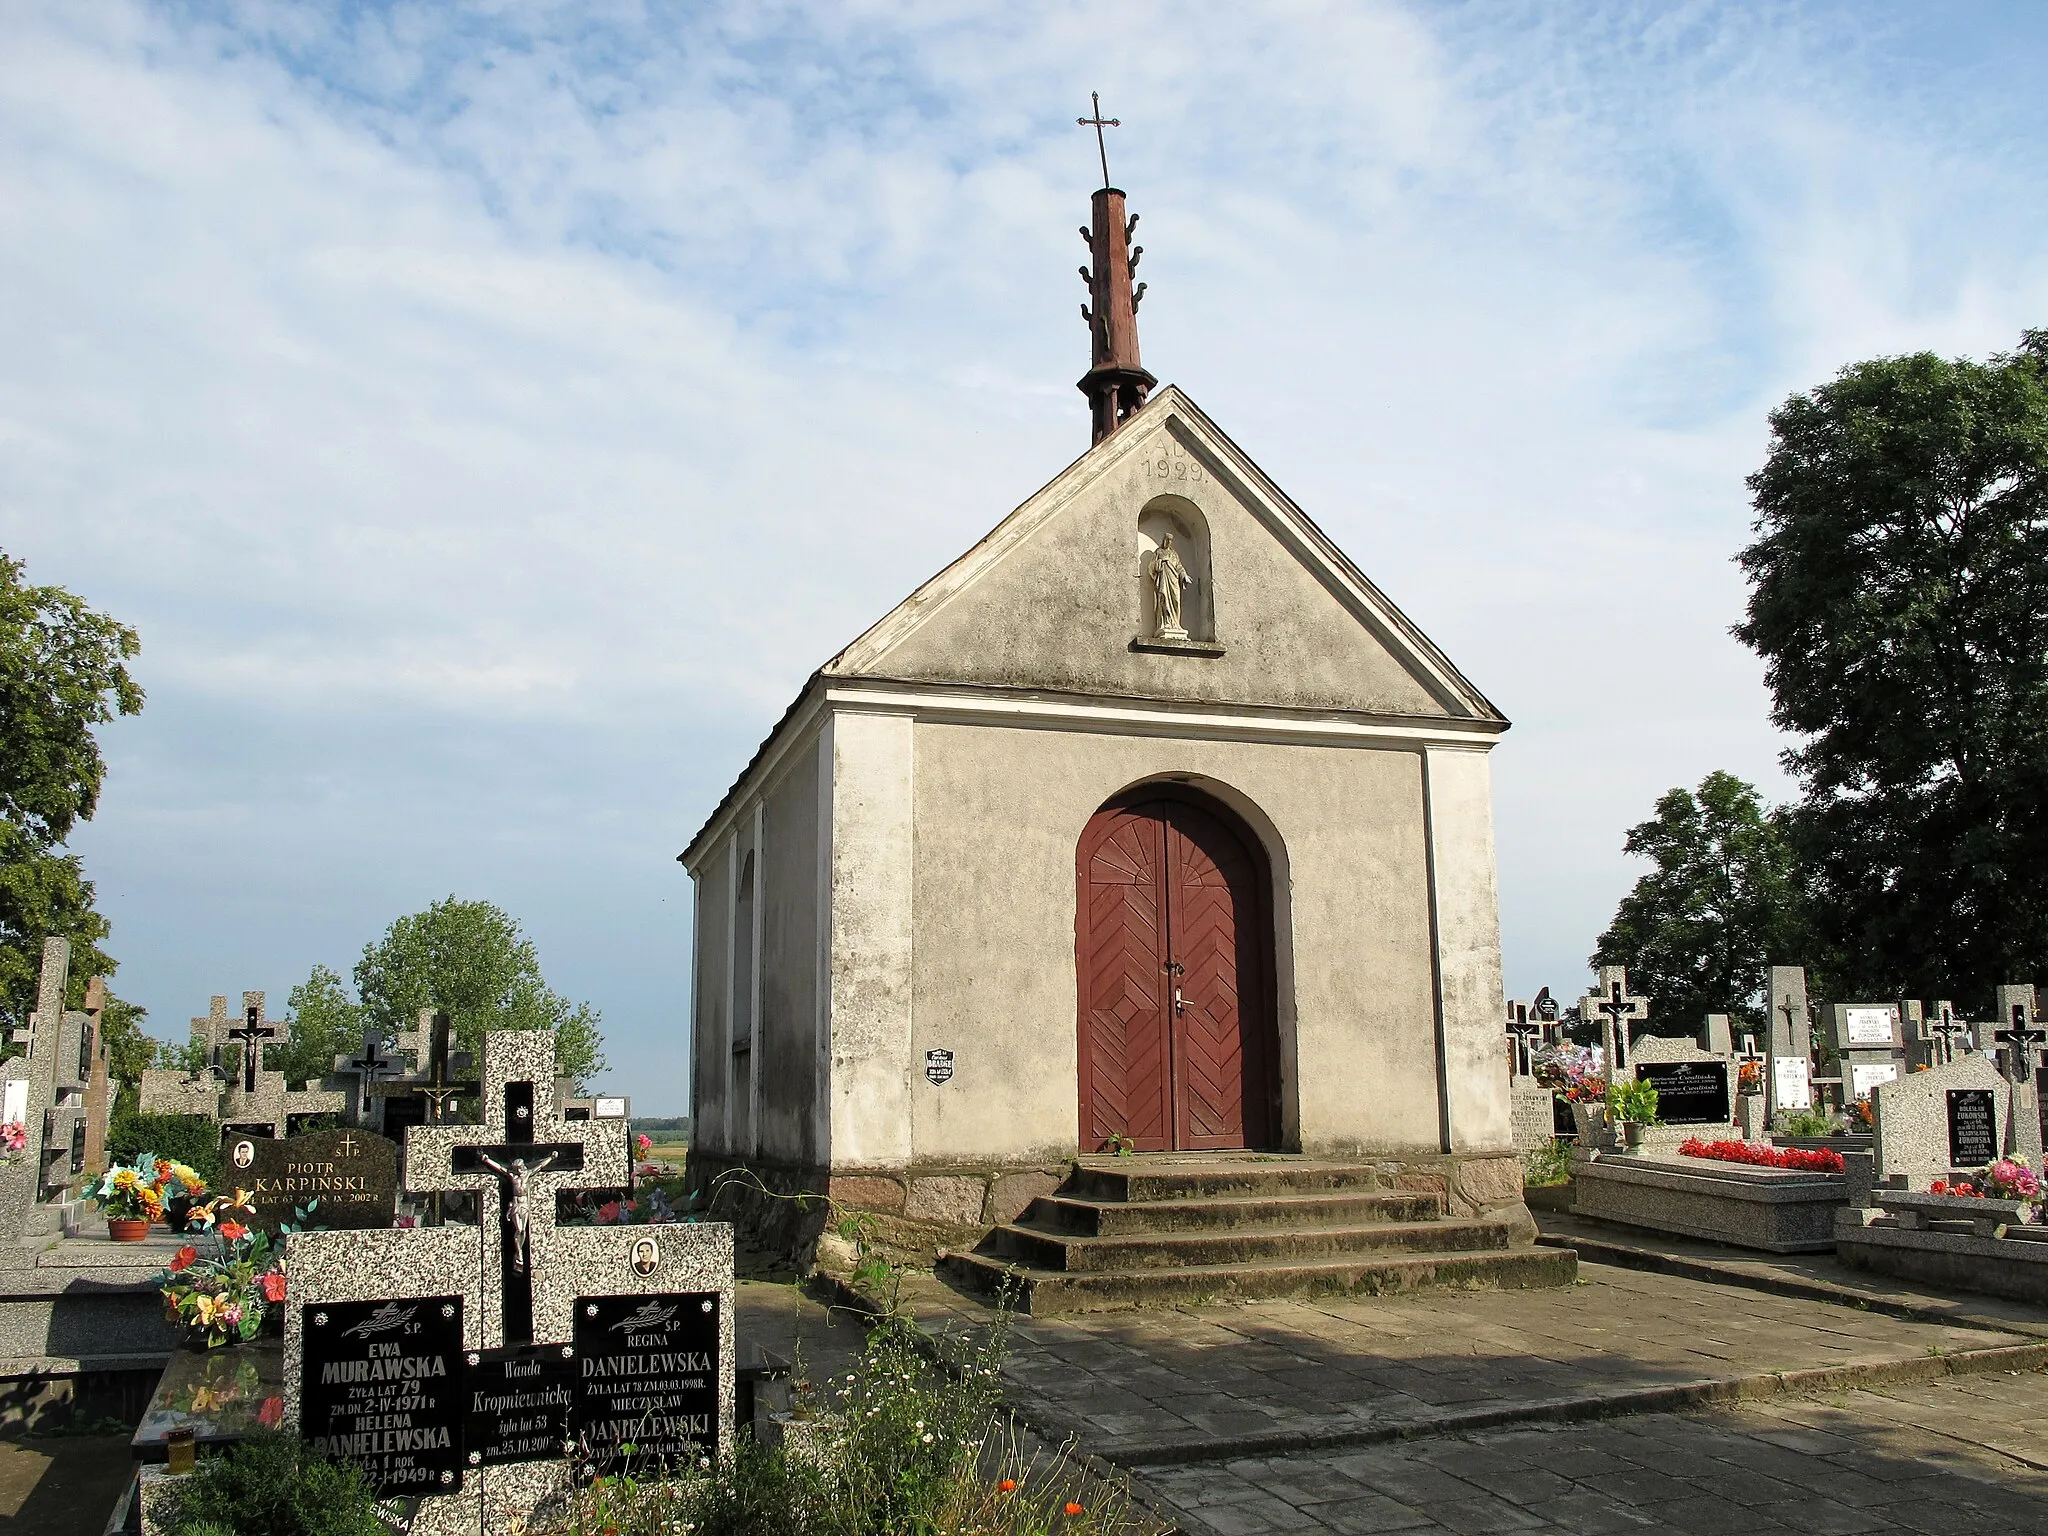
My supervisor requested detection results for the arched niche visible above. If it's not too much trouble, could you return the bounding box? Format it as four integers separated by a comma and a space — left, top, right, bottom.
1135, 496, 1214, 643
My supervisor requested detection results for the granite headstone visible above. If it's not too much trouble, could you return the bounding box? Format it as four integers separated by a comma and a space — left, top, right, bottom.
1872, 1053, 2011, 1191
239, 1128, 399, 1234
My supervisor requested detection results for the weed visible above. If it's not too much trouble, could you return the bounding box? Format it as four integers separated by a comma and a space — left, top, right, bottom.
1521, 1140, 1573, 1188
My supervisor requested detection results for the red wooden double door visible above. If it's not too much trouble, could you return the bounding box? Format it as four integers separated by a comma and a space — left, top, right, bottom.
1077, 790, 1279, 1152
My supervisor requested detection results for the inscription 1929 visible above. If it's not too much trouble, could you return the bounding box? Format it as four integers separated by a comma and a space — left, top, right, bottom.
1144, 444, 1205, 484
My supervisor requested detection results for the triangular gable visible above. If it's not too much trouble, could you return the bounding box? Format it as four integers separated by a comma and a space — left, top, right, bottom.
826, 386, 1505, 723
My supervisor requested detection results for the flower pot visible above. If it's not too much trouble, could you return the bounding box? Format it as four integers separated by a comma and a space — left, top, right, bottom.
1622, 1121, 1648, 1149
107, 1218, 150, 1242
1570, 1101, 1614, 1149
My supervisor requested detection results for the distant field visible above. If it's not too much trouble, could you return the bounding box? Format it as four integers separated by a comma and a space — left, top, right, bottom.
641, 1140, 689, 1163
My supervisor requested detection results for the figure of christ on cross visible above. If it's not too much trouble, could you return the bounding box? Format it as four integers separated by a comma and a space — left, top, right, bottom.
1926, 1004, 1972, 1066
1579, 970, 1649, 1085
474, 1149, 559, 1274
1995, 1004, 2047, 1086
1504, 1005, 1542, 1080
227, 1001, 280, 1094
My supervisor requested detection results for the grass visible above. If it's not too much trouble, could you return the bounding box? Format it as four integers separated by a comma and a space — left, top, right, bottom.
539, 1309, 1167, 1536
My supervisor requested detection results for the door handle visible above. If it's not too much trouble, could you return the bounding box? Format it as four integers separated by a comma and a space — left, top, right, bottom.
1174, 987, 1186, 1014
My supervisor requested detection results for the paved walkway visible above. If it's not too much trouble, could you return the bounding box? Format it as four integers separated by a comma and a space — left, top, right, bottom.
1139, 1372, 2048, 1534
880, 1262, 2043, 1465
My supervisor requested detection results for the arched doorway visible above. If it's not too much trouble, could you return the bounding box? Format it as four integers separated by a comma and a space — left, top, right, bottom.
1076, 785, 1281, 1152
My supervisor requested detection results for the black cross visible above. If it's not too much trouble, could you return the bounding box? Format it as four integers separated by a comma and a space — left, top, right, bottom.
1777, 992, 1805, 1047
1593, 980, 1648, 1074
1926, 1004, 1973, 1066
1078, 91, 1119, 189
1994, 1003, 2046, 1084
227, 1004, 280, 1094
336, 1030, 405, 1102
447, 1078, 589, 1346
1505, 1004, 1542, 1078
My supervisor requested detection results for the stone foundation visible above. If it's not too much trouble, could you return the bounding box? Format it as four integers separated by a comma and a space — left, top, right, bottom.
687, 1149, 1535, 1263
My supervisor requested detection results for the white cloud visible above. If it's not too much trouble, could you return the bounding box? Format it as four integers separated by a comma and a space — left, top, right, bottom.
5, 2, 2048, 1106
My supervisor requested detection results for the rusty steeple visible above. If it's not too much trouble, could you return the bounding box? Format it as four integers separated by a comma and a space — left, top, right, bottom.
1076, 93, 1155, 445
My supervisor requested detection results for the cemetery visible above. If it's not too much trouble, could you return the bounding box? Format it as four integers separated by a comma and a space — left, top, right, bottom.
10, 39, 2048, 1536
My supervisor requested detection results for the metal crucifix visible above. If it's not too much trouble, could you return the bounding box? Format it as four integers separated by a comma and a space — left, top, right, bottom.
1994, 1003, 2047, 1085
226, 1001, 281, 1094
1078, 91, 1119, 189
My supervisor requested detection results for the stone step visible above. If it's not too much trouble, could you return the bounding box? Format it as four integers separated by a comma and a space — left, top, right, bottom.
938, 1244, 1577, 1316
1029, 1188, 1445, 1236
983, 1216, 1515, 1273
0, 1275, 178, 1360
1064, 1158, 1391, 1204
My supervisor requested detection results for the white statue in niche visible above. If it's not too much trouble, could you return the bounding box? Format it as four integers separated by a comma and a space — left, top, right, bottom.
1150, 533, 1192, 641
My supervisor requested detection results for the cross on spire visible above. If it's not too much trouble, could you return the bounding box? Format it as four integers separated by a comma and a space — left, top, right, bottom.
1078, 91, 1119, 190
1073, 91, 1154, 445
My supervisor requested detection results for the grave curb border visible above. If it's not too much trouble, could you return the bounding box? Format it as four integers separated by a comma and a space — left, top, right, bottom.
1537, 1229, 2048, 1337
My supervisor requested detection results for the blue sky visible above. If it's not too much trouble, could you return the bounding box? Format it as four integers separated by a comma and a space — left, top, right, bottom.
4, 3, 2047, 1112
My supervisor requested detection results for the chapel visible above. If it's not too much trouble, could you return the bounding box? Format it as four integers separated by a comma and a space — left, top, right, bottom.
679, 154, 1534, 1269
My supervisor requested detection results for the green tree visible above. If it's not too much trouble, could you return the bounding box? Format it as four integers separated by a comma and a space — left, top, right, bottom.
1737, 331, 2048, 1004
0, 551, 143, 1039
1591, 771, 1803, 1037
270, 964, 368, 1087
353, 897, 605, 1087
99, 994, 155, 1086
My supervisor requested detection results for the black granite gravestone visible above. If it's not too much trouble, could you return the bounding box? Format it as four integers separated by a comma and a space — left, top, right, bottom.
1947, 1088, 1998, 1167
1636, 1061, 1731, 1126
300, 1297, 466, 1497
572, 1292, 721, 1474
1551, 1094, 1575, 1137
465, 1344, 574, 1468
240, 1129, 398, 1234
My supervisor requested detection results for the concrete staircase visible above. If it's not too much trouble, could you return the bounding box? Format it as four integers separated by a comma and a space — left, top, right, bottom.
938, 1157, 1575, 1315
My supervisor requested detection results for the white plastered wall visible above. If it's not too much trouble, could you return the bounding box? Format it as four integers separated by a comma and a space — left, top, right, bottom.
1422, 745, 1513, 1154
823, 710, 916, 1169
881, 715, 1454, 1169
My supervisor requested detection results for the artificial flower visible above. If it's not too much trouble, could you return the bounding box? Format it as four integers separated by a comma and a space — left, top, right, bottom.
260, 1271, 287, 1303
217, 1220, 250, 1243
170, 1246, 198, 1273
1679, 1138, 1844, 1173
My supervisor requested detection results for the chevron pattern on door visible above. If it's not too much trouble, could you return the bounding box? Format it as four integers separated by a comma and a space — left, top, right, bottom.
1167, 802, 1266, 1149
1078, 808, 1173, 1151
1077, 791, 1277, 1153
